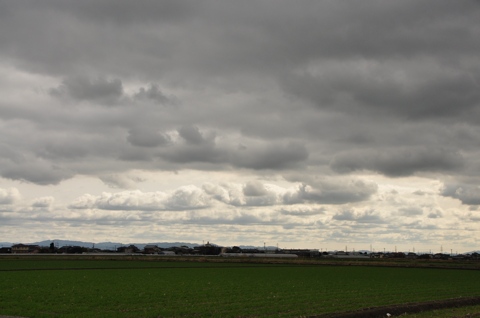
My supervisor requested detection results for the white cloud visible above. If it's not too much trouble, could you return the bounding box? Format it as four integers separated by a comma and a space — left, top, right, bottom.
0, 187, 20, 204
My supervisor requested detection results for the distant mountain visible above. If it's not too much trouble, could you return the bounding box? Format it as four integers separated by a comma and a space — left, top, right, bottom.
35, 240, 110, 249
0, 240, 200, 250
0, 240, 280, 250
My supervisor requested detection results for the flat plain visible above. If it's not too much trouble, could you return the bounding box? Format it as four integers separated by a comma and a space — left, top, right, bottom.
1, 256, 479, 317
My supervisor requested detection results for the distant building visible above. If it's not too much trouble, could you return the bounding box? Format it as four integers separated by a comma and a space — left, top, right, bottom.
11, 244, 40, 254
281, 249, 320, 257
117, 245, 140, 253
143, 245, 160, 254
57, 246, 86, 254
0, 247, 12, 253
221, 253, 298, 258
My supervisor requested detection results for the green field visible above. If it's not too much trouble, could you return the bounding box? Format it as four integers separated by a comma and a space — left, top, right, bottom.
1, 257, 479, 317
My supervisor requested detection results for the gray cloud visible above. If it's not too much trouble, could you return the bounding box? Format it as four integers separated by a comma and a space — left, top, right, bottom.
99, 174, 145, 189
333, 209, 385, 224
281, 61, 480, 121
50, 76, 124, 103
160, 127, 309, 170
133, 84, 172, 105
279, 207, 325, 216
178, 126, 212, 146
286, 178, 378, 205
441, 182, 480, 205
127, 128, 171, 148
245, 178, 377, 206
1, 1, 480, 250
427, 210, 443, 219
399, 207, 424, 217
243, 181, 268, 197
0, 159, 73, 185
331, 147, 464, 177
31, 196, 54, 208
232, 142, 309, 170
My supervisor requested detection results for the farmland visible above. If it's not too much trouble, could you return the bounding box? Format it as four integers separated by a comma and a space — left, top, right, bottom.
1, 256, 479, 317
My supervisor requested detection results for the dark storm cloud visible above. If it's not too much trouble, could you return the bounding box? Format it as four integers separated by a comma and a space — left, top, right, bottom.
282, 64, 480, 120
3, 1, 477, 80
1, 0, 480, 185
331, 147, 464, 177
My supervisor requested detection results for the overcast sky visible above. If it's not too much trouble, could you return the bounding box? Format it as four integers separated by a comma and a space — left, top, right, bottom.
1, 1, 480, 252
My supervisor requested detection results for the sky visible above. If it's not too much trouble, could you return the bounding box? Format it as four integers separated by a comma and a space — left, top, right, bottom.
1, 1, 480, 253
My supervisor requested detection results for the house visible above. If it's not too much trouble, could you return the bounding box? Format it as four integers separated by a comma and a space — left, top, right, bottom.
143, 245, 160, 254
406, 252, 418, 259
11, 244, 40, 254
193, 242, 221, 255
117, 245, 140, 253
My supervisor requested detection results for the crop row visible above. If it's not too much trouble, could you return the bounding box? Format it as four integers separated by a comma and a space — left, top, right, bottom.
1, 260, 479, 317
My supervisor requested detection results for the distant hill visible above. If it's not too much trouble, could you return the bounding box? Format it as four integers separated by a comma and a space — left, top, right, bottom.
465, 251, 480, 255
0, 240, 200, 250
0, 240, 281, 251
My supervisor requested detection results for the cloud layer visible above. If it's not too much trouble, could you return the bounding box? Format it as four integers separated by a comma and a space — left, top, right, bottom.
1, 1, 479, 251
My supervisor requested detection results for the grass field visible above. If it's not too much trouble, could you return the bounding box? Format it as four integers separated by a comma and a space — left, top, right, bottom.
1, 257, 479, 317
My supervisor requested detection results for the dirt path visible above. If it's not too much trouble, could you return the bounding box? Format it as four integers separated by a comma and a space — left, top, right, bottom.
308, 296, 480, 318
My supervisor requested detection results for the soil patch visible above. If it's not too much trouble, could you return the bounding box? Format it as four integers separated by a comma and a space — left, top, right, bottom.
308, 296, 480, 318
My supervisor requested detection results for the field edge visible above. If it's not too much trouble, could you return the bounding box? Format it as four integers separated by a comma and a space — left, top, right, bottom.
308, 296, 480, 318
